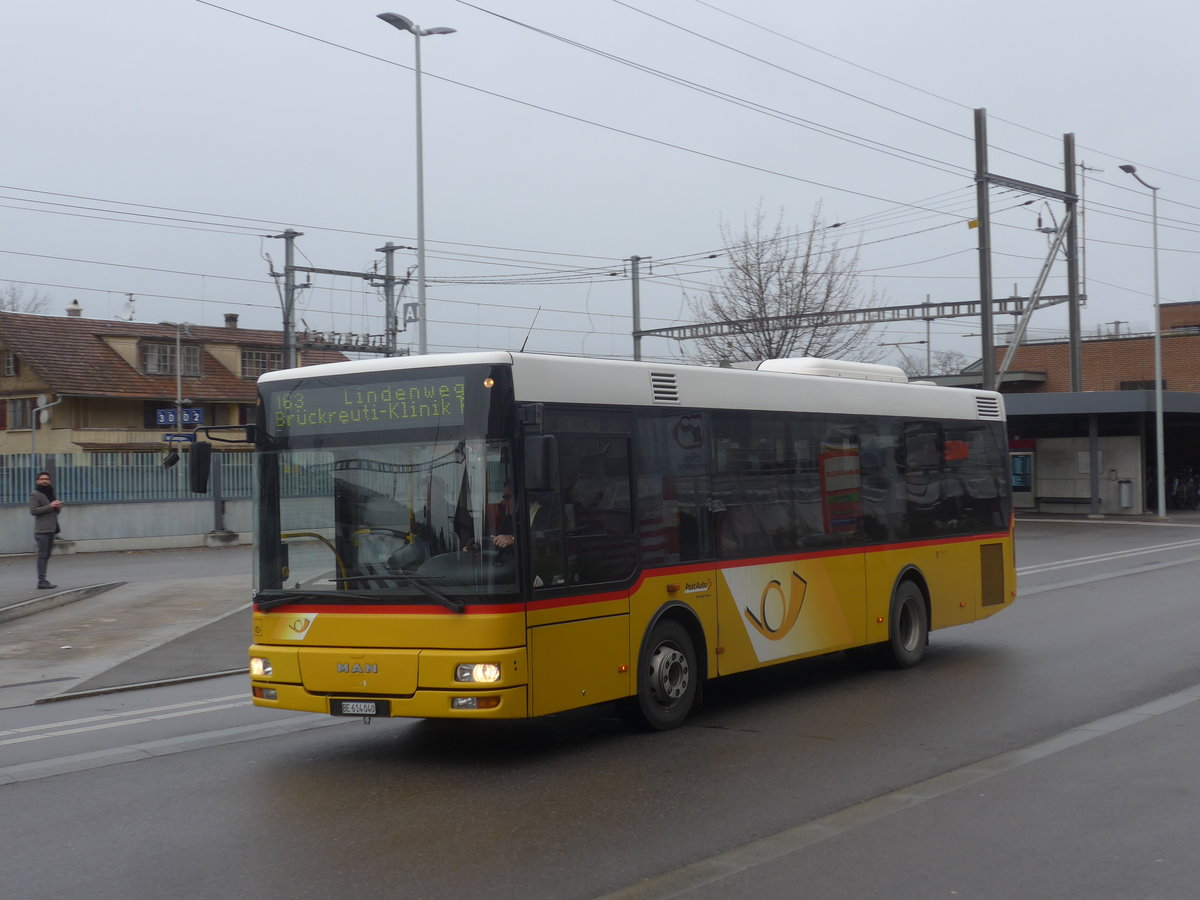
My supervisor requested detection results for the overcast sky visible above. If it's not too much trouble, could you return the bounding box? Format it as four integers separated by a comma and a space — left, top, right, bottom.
4, 0, 1195, 369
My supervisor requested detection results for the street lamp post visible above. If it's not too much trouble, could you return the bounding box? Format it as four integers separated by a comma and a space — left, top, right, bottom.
378, 12, 456, 356
1119, 164, 1166, 519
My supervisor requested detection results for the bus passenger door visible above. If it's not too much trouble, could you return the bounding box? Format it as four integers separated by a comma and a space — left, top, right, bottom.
526, 431, 638, 717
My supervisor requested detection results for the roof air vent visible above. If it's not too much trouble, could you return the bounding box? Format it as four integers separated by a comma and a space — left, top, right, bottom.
650, 371, 680, 405
975, 395, 1002, 419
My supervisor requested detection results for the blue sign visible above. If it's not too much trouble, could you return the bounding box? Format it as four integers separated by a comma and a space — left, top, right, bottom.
156, 408, 204, 426
164, 433, 197, 443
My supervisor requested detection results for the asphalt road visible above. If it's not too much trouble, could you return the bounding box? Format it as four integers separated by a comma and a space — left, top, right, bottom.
3, 519, 1200, 899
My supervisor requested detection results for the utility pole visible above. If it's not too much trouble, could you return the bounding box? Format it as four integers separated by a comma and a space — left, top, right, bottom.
1065, 133, 1082, 392
630, 255, 648, 361
924, 294, 932, 376
378, 242, 399, 355
268, 229, 303, 368
974, 109, 1080, 392
374, 242, 418, 356
974, 109, 996, 391
1078, 161, 1103, 306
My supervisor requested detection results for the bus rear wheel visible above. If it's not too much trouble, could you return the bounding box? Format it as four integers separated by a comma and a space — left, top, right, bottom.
623, 618, 697, 731
883, 580, 928, 669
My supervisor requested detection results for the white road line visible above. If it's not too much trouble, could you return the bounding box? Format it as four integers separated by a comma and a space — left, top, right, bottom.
599, 682, 1200, 899
0, 715, 348, 785
1018, 537, 1200, 576
0, 694, 247, 740
0, 701, 251, 747
1018, 555, 1200, 596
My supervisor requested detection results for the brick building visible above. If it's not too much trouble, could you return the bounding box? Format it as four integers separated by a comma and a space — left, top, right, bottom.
940, 301, 1200, 515
996, 300, 1200, 394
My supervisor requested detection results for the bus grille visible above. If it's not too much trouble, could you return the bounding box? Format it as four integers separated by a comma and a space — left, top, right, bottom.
650, 372, 680, 404
974, 395, 1002, 419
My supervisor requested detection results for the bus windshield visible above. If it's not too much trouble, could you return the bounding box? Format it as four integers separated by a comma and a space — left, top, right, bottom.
254, 438, 516, 603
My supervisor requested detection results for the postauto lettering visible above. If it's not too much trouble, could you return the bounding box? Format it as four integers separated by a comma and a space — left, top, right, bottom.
272, 378, 467, 432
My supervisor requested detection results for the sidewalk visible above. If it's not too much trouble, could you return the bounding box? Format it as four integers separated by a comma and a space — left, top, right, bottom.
0, 546, 251, 708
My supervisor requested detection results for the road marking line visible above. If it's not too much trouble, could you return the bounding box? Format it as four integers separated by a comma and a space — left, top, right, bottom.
0, 701, 251, 746
1018, 555, 1200, 596
1018, 537, 1200, 576
0, 715, 348, 785
599, 683, 1200, 899
0, 694, 247, 740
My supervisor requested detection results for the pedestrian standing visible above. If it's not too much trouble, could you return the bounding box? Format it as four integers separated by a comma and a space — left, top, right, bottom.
30, 470, 63, 589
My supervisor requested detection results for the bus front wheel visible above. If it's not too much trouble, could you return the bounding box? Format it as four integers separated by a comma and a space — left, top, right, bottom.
883, 580, 928, 669
623, 618, 697, 731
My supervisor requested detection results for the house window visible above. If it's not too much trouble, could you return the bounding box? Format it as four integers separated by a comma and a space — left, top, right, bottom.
242, 349, 283, 379
3, 352, 16, 377
142, 342, 201, 376
7, 398, 33, 430
1120, 379, 1167, 391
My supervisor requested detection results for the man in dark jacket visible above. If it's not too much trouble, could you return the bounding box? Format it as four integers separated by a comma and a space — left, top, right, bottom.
30, 471, 63, 589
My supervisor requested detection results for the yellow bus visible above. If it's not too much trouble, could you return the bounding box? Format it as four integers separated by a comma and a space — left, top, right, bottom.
243, 352, 1014, 730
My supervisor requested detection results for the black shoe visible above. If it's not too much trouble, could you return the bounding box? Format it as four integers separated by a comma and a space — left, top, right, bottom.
38, 582, 57, 590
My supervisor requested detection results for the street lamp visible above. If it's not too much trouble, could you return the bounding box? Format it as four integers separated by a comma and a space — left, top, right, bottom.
378, 12, 457, 356
1119, 164, 1165, 519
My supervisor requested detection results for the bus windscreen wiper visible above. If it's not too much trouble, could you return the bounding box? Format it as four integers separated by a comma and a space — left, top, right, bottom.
253, 589, 386, 611
339, 574, 466, 614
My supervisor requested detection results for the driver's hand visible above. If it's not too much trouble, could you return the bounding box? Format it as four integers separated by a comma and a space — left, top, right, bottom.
492, 534, 514, 549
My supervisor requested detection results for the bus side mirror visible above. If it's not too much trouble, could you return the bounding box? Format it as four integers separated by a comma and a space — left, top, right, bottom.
190, 441, 213, 493
523, 435, 559, 491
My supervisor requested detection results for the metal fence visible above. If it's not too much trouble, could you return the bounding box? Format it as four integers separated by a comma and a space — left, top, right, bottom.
2, 452, 254, 505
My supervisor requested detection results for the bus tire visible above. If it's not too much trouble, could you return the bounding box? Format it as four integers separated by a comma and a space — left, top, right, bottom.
883, 580, 928, 669
623, 618, 697, 731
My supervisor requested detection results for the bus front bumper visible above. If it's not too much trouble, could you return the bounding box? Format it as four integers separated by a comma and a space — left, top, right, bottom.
250, 680, 529, 719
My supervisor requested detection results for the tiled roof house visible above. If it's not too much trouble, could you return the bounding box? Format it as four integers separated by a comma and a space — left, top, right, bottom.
0, 308, 346, 454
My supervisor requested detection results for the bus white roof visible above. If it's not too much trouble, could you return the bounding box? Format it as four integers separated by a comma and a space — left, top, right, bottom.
260, 352, 1004, 422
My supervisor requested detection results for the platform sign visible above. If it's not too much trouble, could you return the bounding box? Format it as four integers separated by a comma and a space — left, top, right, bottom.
164, 433, 197, 443
156, 408, 204, 426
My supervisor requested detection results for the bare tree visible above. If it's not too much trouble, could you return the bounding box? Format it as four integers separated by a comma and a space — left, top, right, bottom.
896, 349, 973, 379
686, 205, 881, 365
1, 283, 52, 314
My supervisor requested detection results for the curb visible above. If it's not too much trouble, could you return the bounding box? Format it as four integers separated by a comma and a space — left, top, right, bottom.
0, 582, 125, 624
37, 667, 248, 704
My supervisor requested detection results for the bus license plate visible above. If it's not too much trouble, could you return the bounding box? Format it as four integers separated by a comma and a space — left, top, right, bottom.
331, 699, 388, 716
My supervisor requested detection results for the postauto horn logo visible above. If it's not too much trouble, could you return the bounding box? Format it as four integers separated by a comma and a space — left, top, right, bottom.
743, 571, 807, 641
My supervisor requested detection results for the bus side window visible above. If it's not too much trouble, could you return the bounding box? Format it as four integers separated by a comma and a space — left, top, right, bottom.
634, 414, 711, 565
554, 434, 637, 586
713, 412, 796, 558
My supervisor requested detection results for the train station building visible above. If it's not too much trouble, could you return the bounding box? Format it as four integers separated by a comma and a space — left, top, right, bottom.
933, 300, 1200, 515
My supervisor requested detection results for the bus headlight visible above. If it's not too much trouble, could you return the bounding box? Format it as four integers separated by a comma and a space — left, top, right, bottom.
250, 657, 273, 677
455, 663, 501, 683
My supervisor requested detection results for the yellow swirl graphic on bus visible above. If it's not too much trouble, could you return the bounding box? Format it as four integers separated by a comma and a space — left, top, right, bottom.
743, 571, 807, 640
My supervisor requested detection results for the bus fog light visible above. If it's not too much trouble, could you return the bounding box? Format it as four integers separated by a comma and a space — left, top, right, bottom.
250, 657, 273, 677
455, 663, 501, 683
253, 686, 278, 701
451, 696, 500, 710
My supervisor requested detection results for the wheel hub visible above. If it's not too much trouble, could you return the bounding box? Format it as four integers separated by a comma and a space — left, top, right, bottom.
647, 643, 689, 705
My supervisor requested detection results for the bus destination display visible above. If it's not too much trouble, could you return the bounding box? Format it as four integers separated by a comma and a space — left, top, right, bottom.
270, 377, 467, 433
